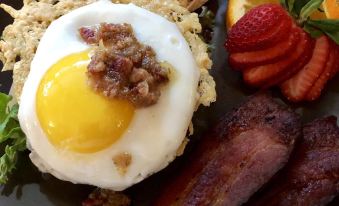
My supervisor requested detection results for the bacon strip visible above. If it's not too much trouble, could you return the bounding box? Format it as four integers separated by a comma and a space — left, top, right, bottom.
154, 93, 301, 206
248, 116, 339, 206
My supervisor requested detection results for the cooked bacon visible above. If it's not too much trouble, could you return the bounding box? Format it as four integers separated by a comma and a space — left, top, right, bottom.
79, 23, 169, 107
79, 27, 98, 44
153, 93, 301, 206
247, 116, 339, 206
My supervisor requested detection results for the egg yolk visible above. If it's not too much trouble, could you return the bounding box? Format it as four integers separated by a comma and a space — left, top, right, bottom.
36, 51, 135, 153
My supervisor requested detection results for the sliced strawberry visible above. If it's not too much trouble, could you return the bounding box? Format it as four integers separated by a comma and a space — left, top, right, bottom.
330, 45, 339, 79
226, 4, 292, 53
229, 26, 300, 70
264, 35, 315, 88
305, 44, 337, 101
243, 28, 312, 87
281, 36, 331, 102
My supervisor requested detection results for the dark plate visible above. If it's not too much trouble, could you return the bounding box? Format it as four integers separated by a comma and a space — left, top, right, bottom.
0, 0, 339, 205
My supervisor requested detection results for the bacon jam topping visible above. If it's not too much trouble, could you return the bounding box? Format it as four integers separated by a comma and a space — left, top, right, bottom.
79, 23, 169, 107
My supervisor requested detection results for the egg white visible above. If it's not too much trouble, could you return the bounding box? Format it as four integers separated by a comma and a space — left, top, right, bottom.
18, 0, 200, 190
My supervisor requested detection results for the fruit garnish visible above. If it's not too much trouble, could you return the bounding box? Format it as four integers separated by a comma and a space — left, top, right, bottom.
225, 4, 292, 53
323, 0, 339, 19
226, 0, 328, 28
264, 40, 314, 88
280, 0, 339, 44
226, 0, 279, 28
229, 26, 300, 69
281, 36, 331, 102
305, 43, 337, 101
243, 28, 313, 87
329, 45, 339, 79
226, 0, 339, 102
227, 0, 339, 43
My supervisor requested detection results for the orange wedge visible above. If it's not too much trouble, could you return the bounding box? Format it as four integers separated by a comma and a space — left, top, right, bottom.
226, 0, 279, 29
323, 0, 339, 19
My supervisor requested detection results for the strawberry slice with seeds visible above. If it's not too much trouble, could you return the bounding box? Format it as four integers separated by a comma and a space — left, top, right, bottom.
243, 28, 312, 87
281, 36, 331, 102
305, 44, 337, 101
330, 45, 339, 79
226, 4, 292, 53
229, 26, 300, 70
264, 36, 315, 88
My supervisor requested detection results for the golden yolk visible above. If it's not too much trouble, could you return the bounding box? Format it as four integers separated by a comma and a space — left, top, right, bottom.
36, 51, 135, 153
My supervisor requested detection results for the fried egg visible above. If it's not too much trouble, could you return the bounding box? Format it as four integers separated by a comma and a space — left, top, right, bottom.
18, 0, 199, 190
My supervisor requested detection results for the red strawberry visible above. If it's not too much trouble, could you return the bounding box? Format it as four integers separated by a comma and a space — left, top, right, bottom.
229, 26, 300, 70
281, 36, 331, 102
264, 32, 315, 87
243, 28, 312, 87
305, 44, 337, 101
330, 45, 339, 79
225, 4, 292, 53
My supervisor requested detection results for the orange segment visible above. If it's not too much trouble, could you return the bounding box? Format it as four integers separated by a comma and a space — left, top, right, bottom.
323, 0, 339, 19
226, 0, 279, 29
310, 3, 327, 19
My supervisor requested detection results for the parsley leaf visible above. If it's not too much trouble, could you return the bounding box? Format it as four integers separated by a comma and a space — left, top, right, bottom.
293, 0, 312, 16
0, 93, 26, 184
306, 19, 339, 44
287, 0, 296, 12
303, 23, 324, 38
307, 19, 339, 32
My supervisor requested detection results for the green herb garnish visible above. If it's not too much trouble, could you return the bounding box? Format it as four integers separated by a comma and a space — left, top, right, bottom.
280, 0, 339, 44
198, 6, 215, 53
0, 92, 26, 184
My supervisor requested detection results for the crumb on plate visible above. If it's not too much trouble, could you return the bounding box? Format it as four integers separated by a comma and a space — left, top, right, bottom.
112, 152, 132, 176
82, 188, 131, 206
